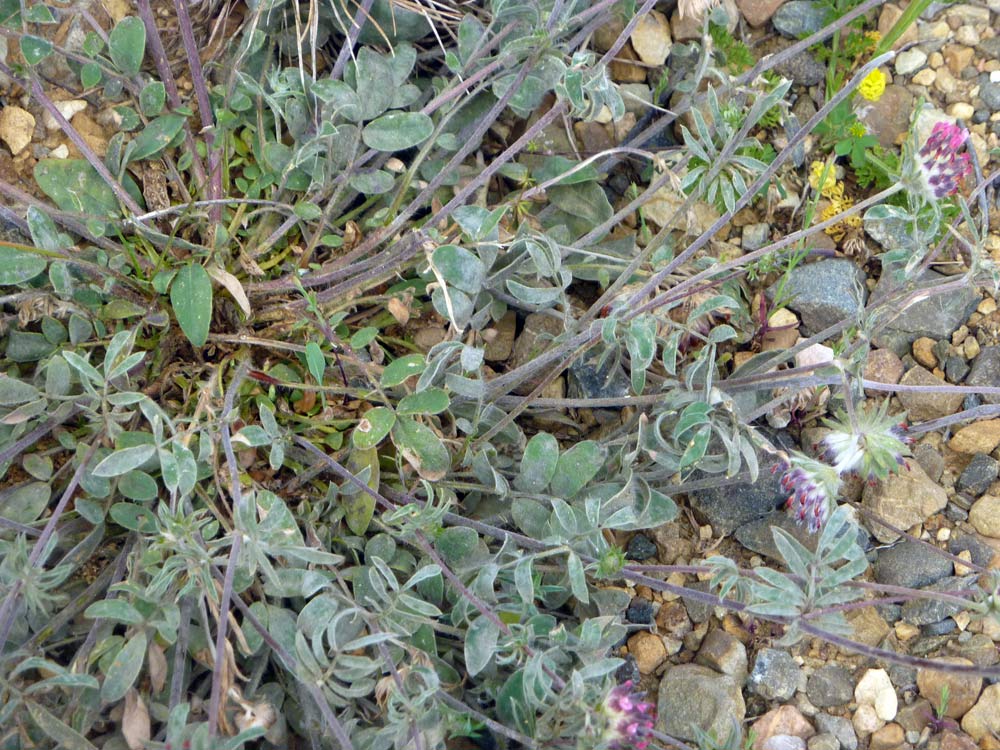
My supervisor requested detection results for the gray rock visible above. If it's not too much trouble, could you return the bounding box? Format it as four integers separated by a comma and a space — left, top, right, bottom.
772, 0, 827, 37
748, 648, 801, 702
767, 259, 866, 336
979, 74, 1000, 111
808, 734, 840, 750
688, 453, 786, 536
956, 453, 1000, 497
873, 540, 953, 588
948, 530, 993, 568
912, 442, 944, 482
695, 629, 748, 682
743, 223, 771, 252
944, 355, 970, 383
955, 632, 999, 667
860, 85, 914, 149
567, 347, 630, 400
966, 346, 1000, 405
920, 618, 957, 636
734, 511, 867, 563
901, 575, 978, 625
682, 580, 717, 624
657, 664, 745, 742
626, 533, 658, 561
977, 37, 1000, 60
814, 713, 858, 750
626, 598, 654, 624
806, 664, 855, 708
868, 270, 981, 355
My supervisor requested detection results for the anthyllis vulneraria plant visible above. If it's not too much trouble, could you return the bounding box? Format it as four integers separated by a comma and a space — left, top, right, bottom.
598, 681, 656, 750
777, 400, 913, 532
908, 120, 974, 201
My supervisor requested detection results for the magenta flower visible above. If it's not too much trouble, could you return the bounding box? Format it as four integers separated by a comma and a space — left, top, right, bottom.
779, 453, 842, 533
603, 681, 655, 749
917, 122, 972, 199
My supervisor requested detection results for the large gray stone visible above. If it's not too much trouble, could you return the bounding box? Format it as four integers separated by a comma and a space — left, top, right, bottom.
901, 575, 978, 625
688, 453, 786, 536
868, 270, 981, 356
658, 664, 746, 743
748, 648, 801, 702
807, 664, 855, 708
772, 0, 827, 37
873, 539, 953, 588
966, 346, 1000, 405
767, 259, 867, 336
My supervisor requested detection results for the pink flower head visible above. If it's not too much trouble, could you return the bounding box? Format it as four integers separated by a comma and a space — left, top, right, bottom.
917, 122, 973, 199
779, 454, 842, 533
603, 681, 655, 749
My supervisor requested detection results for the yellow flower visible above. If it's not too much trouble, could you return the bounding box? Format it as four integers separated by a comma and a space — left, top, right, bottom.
849, 121, 868, 138
822, 196, 863, 242
858, 68, 886, 102
809, 161, 842, 199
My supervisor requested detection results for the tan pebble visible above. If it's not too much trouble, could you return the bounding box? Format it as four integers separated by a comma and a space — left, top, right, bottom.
948, 102, 976, 120
768, 307, 799, 328
955, 611, 971, 631
952, 324, 969, 345
955, 549, 974, 576
41, 99, 87, 132
895, 622, 920, 640
937, 527, 951, 541
635, 584, 653, 599
626, 631, 668, 674
912, 337, 938, 368
964, 337, 981, 359
932, 367, 946, 379
927, 21, 951, 40
699, 524, 712, 541
50, 144, 69, 159
913, 68, 937, 86
955, 26, 980, 46
978, 297, 998, 315
0, 106, 35, 156
944, 45, 973, 75
948, 419, 1000, 454
928, 51, 945, 68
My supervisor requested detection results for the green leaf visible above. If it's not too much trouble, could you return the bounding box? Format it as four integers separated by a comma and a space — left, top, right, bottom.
0, 245, 47, 285
108, 16, 146, 75
396, 388, 449, 416
515, 433, 559, 493
432, 244, 485, 294
381, 353, 425, 387
351, 406, 395, 450
435, 526, 479, 567
391, 417, 450, 481
362, 112, 433, 152
465, 616, 498, 677
170, 263, 212, 347
305, 341, 325, 384
532, 155, 599, 186
138, 81, 165, 117
24, 5, 56, 23
20, 35, 53, 64
2, 482, 50, 523
34, 159, 121, 217
547, 182, 613, 229
0, 377, 40, 405
566, 551, 588, 604
354, 48, 394, 120
26, 701, 99, 750
101, 631, 147, 703
92, 444, 156, 477
549, 440, 604, 499
85, 600, 144, 625
128, 113, 185, 162
81, 61, 102, 88
109, 502, 157, 533
118, 470, 158, 501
